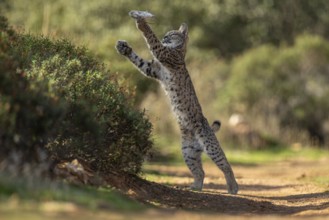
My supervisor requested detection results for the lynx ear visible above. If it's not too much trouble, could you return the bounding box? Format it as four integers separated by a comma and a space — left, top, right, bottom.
179, 23, 188, 37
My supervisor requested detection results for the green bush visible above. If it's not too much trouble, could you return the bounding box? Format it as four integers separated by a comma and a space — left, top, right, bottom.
221, 35, 329, 146
0, 16, 66, 165
0, 16, 153, 174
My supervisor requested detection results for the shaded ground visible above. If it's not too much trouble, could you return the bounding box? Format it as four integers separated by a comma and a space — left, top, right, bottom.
119, 158, 329, 218
1, 158, 329, 220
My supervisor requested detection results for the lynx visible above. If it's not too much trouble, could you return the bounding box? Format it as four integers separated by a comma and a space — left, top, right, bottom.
115, 10, 238, 194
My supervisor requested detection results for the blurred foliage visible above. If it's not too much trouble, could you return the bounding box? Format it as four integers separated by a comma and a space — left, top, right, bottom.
3, 0, 329, 57
3, 0, 329, 101
221, 35, 329, 146
193, 0, 329, 57
2, 0, 329, 152
0, 16, 152, 174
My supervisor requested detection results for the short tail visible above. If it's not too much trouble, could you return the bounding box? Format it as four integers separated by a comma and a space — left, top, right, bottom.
211, 120, 221, 132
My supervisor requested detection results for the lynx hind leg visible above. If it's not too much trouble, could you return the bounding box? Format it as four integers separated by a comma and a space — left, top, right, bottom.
197, 126, 238, 194
182, 136, 205, 191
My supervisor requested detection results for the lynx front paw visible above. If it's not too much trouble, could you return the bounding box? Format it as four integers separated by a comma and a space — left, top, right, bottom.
128, 10, 154, 20
115, 40, 132, 56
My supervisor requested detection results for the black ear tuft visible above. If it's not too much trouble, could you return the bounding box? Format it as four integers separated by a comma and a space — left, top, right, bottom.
179, 23, 188, 37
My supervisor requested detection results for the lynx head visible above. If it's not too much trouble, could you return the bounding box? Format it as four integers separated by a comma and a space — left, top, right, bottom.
162, 23, 188, 53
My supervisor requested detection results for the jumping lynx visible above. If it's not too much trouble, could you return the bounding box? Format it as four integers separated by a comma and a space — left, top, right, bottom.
116, 10, 238, 194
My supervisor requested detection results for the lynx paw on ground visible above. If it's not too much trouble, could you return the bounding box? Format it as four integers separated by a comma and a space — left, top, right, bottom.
115, 40, 132, 56
190, 180, 203, 191
228, 181, 239, 195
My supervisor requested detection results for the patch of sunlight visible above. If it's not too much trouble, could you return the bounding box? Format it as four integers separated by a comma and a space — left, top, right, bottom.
300, 176, 329, 188
210, 147, 329, 165
145, 173, 190, 186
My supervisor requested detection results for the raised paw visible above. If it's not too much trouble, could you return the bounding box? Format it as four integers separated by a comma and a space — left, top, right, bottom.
115, 40, 132, 56
128, 10, 154, 20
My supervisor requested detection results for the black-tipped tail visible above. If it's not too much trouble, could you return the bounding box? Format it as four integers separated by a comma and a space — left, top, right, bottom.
211, 120, 221, 132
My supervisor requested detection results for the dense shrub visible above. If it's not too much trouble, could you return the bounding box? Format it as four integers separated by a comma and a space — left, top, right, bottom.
0, 16, 153, 174
221, 35, 329, 146
0, 16, 66, 164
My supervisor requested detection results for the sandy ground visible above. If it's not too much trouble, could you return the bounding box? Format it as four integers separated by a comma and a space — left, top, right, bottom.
136, 158, 329, 219
1, 158, 329, 220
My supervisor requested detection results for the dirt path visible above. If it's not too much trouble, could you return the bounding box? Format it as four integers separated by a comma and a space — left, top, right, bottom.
115, 158, 329, 219
2, 158, 329, 220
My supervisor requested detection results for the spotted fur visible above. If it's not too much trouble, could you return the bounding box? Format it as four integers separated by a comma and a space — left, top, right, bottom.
115, 11, 238, 194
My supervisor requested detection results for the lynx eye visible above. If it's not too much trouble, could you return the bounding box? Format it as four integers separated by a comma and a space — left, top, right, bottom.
170, 34, 181, 41
162, 35, 171, 44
